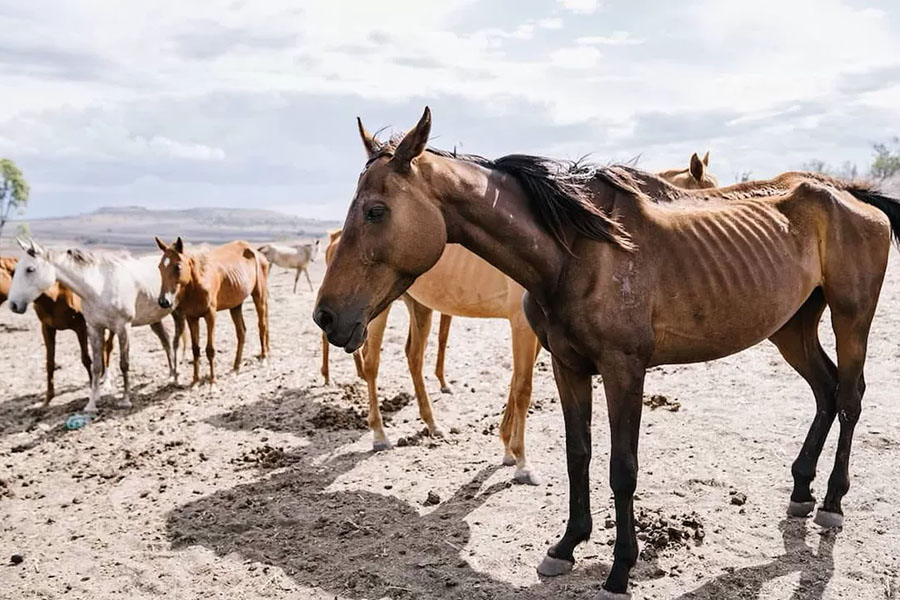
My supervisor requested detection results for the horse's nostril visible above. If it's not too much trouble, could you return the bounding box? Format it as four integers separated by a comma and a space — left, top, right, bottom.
314, 306, 335, 333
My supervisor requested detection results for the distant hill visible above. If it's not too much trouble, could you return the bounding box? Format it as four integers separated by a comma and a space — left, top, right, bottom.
8, 206, 342, 252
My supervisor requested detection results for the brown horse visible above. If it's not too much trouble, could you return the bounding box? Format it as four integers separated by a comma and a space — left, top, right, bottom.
321, 231, 542, 484
657, 150, 717, 189
314, 107, 900, 598
155, 238, 270, 386
1, 256, 115, 404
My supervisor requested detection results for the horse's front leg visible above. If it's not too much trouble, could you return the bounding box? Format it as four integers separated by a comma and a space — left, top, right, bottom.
41, 323, 57, 406
537, 356, 593, 577
84, 325, 105, 414
204, 310, 217, 385
598, 350, 646, 599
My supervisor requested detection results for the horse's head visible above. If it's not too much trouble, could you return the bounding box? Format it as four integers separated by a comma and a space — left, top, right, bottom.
313, 107, 447, 352
155, 236, 189, 309
661, 151, 718, 190
8, 238, 56, 314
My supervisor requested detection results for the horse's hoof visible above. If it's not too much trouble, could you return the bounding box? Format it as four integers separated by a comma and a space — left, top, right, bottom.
117, 398, 133, 409
83, 405, 99, 415
502, 455, 517, 467
440, 386, 452, 394
514, 467, 542, 486
594, 589, 632, 599
787, 500, 816, 517
813, 509, 844, 529
537, 554, 574, 577
429, 426, 446, 438
373, 439, 392, 451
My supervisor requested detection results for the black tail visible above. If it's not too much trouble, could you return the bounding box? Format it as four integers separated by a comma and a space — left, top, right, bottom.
848, 185, 900, 244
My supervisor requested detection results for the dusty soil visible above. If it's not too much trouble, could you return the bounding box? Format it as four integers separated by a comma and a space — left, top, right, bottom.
1, 256, 899, 600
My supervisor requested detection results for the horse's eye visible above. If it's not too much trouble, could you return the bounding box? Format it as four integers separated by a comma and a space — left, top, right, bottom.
365, 205, 387, 223
174, 264, 182, 274
25, 266, 35, 274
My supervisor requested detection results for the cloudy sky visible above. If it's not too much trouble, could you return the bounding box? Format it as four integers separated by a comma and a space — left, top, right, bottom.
2, 0, 899, 220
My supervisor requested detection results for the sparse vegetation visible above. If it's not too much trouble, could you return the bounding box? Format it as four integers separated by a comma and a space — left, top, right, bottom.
0, 159, 30, 241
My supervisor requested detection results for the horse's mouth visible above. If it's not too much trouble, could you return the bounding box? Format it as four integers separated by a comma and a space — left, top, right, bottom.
342, 322, 366, 354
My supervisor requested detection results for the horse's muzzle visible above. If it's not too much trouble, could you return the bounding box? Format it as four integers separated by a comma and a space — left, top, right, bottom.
158, 297, 172, 309
313, 305, 366, 352
9, 300, 26, 314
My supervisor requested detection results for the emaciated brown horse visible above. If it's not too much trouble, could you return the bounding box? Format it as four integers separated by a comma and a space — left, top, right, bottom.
156, 238, 270, 386
1, 256, 113, 404
314, 107, 900, 598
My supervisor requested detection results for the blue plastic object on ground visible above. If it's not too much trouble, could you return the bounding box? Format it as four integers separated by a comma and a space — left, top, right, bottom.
65, 414, 93, 430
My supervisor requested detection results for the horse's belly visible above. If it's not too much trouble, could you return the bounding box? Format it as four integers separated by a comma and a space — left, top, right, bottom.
649, 285, 816, 365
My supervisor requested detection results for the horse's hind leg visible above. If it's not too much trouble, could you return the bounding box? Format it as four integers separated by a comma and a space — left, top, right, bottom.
361, 307, 391, 450
293, 268, 300, 294
402, 295, 443, 437
769, 288, 838, 517
304, 267, 313, 292
435, 314, 452, 393
252, 277, 270, 360
230, 305, 247, 371
116, 326, 132, 408
41, 324, 57, 406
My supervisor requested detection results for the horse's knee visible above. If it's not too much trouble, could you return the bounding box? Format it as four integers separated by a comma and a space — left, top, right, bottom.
206, 345, 215, 360
192, 344, 201, 359
609, 455, 638, 495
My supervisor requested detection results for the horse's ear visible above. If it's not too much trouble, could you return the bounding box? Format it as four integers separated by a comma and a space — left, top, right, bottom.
702, 150, 710, 166
15, 237, 29, 253
689, 152, 705, 181
391, 106, 431, 171
174, 237, 184, 253
155, 236, 168, 252
357, 117, 378, 159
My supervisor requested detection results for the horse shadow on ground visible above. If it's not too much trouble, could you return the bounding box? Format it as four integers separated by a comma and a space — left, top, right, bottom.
0, 381, 181, 448
167, 386, 838, 600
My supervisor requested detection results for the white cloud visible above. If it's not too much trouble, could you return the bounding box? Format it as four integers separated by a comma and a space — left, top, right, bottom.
558, 0, 601, 15
576, 32, 643, 46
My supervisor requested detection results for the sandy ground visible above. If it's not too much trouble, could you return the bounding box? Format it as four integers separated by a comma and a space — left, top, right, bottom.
1, 256, 899, 600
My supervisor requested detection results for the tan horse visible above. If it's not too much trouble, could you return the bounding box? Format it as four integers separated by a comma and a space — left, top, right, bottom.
315, 107, 900, 598
1, 256, 115, 404
155, 238, 270, 386
321, 231, 542, 484
657, 151, 717, 189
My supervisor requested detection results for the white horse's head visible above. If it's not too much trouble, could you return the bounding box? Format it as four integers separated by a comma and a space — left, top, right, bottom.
8, 238, 56, 314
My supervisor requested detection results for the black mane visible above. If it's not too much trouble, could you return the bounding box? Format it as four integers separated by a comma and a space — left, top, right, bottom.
367, 135, 636, 252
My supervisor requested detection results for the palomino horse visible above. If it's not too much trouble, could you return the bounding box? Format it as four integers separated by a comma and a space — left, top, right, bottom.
657, 151, 717, 190
9, 240, 178, 413
314, 108, 900, 598
257, 241, 319, 293
321, 230, 542, 484
155, 238, 270, 386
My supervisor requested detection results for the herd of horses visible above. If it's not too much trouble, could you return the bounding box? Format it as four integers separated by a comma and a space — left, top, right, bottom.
4, 108, 899, 599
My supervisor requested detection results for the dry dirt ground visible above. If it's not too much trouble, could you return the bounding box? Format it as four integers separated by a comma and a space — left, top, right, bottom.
1, 256, 899, 600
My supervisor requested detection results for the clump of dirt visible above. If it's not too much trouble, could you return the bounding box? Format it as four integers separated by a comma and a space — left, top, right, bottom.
381, 392, 413, 414
340, 382, 364, 405
310, 405, 368, 431
607, 506, 704, 560
643, 394, 681, 412
234, 444, 295, 469
396, 427, 443, 448
0, 478, 13, 499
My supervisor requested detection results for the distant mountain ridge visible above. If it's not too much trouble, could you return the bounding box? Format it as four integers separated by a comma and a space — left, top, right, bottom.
10, 206, 341, 252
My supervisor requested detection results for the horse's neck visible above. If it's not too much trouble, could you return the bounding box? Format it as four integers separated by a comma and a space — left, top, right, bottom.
180, 256, 209, 301
49, 252, 101, 302
432, 157, 564, 303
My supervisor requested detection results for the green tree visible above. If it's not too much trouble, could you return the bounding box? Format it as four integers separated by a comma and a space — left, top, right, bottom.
871, 137, 900, 181
0, 159, 30, 241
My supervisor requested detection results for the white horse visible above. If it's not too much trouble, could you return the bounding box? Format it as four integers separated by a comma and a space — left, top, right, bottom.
8, 239, 176, 413
257, 241, 319, 293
